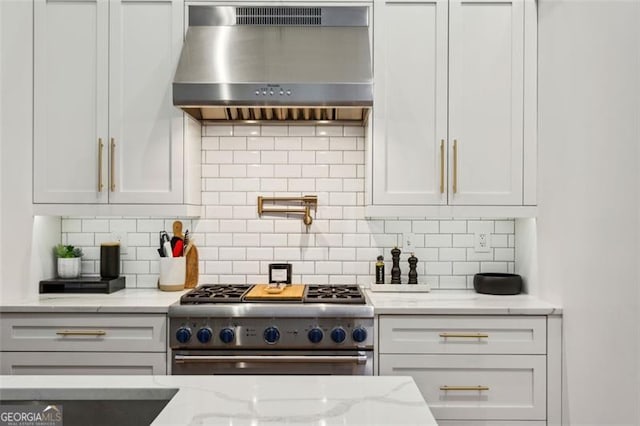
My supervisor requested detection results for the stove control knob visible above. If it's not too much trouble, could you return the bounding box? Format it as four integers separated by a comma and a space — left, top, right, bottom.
175, 327, 192, 344
352, 327, 368, 343
219, 328, 235, 344
331, 327, 346, 344
263, 327, 280, 344
308, 327, 324, 344
196, 327, 212, 344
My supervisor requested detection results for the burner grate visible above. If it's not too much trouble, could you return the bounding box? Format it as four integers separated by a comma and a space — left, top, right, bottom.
180, 284, 252, 304
304, 285, 365, 304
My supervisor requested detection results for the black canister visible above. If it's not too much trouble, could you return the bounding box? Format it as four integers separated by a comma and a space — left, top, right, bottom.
100, 242, 120, 279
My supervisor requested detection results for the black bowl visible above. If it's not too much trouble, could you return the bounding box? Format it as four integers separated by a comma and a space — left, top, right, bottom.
473, 273, 522, 295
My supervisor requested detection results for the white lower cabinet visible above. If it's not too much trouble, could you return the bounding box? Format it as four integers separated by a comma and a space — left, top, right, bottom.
378, 315, 556, 424
0, 313, 167, 375
379, 354, 546, 421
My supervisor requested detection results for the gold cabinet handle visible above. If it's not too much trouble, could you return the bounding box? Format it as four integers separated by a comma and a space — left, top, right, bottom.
56, 330, 107, 336
439, 333, 489, 339
453, 139, 458, 194
440, 139, 445, 194
98, 138, 104, 192
440, 386, 489, 391
110, 138, 116, 192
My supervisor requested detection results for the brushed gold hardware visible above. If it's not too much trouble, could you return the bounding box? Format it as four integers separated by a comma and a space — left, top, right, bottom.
56, 330, 107, 336
110, 138, 116, 191
439, 333, 489, 338
257, 195, 318, 229
440, 386, 489, 391
440, 139, 445, 194
453, 139, 458, 194
98, 138, 104, 192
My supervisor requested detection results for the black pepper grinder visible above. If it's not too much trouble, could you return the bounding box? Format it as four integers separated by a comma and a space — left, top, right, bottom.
390, 247, 401, 284
408, 253, 418, 284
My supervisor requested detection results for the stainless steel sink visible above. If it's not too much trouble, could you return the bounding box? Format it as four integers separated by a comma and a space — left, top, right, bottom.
0, 388, 178, 426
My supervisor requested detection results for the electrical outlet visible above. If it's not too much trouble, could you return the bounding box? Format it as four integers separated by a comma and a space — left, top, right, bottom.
474, 232, 491, 253
110, 232, 128, 255
403, 233, 416, 252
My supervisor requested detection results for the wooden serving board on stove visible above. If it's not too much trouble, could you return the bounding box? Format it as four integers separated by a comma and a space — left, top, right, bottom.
244, 284, 305, 301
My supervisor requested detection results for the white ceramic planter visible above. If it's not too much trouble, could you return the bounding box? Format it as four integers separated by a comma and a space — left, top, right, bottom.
57, 257, 81, 279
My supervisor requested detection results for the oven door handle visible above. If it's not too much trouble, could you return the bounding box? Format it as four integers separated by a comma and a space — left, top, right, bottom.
174, 354, 368, 364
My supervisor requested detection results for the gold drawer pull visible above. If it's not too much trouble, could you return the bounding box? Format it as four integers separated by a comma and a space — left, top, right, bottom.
440, 385, 489, 391
439, 333, 489, 339
56, 330, 106, 336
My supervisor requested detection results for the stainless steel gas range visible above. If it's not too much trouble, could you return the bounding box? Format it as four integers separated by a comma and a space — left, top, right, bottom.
169, 284, 374, 375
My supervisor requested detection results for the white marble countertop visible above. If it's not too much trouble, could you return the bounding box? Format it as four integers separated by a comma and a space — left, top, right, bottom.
0, 375, 437, 426
0, 289, 186, 313
365, 290, 562, 315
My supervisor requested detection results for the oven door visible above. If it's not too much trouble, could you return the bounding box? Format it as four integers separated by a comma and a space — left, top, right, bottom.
172, 350, 373, 376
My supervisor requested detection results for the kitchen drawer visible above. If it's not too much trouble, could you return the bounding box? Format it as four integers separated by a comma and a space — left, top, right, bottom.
0, 313, 167, 352
379, 315, 546, 354
379, 354, 546, 420
0, 351, 166, 375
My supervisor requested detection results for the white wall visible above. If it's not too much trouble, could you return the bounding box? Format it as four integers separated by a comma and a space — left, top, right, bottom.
538, 1, 640, 424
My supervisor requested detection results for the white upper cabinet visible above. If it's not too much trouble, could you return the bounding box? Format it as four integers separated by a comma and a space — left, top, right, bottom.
33, 0, 198, 214
448, 0, 524, 205
370, 0, 534, 215
33, 0, 109, 204
372, 0, 448, 206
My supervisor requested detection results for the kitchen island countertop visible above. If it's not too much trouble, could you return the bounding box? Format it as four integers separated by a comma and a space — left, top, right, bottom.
0, 375, 437, 425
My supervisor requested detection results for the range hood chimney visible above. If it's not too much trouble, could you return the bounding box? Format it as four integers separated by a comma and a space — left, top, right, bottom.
173, 6, 372, 125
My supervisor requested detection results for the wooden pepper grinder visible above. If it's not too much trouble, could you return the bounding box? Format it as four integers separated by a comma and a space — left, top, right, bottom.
390, 247, 401, 284
408, 253, 418, 284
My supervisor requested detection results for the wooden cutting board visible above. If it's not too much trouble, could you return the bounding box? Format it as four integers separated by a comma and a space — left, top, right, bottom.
244, 284, 305, 301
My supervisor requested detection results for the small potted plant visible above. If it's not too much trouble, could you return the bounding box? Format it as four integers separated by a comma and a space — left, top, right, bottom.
55, 244, 83, 279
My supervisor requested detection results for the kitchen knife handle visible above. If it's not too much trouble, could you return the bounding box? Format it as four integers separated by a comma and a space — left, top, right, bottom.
439, 333, 489, 339
440, 386, 489, 391
440, 139, 445, 194
56, 330, 107, 336
110, 138, 116, 192
98, 138, 104, 192
453, 139, 458, 194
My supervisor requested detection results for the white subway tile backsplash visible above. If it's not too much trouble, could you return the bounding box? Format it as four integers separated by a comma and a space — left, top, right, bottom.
260, 126, 288, 137
261, 151, 288, 164
220, 136, 247, 150
202, 137, 220, 150
289, 151, 315, 164
61, 126, 515, 289
204, 125, 232, 136
247, 165, 275, 178
303, 137, 329, 151
329, 137, 357, 151
275, 137, 302, 150
234, 151, 261, 164
288, 126, 315, 137
233, 125, 260, 136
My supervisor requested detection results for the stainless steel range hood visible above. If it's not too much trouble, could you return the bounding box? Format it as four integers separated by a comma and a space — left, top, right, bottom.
173, 6, 372, 125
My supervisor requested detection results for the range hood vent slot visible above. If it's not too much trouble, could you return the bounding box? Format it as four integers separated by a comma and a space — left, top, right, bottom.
235, 7, 322, 26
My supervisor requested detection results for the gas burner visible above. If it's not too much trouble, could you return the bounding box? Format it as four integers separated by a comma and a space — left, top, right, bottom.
180, 284, 252, 304
304, 285, 366, 304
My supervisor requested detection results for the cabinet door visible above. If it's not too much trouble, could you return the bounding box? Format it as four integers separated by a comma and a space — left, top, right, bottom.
1, 352, 166, 375
372, 0, 448, 205
379, 354, 546, 420
108, 0, 184, 204
33, 0, 109, 204
448, 0, 524, 205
